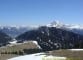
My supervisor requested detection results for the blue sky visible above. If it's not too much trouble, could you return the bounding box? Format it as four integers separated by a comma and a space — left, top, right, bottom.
0, 0, 83, 26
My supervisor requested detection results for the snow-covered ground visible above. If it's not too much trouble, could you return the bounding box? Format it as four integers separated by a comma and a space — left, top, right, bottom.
8, 53, 66, 60
68, 49, 83, 51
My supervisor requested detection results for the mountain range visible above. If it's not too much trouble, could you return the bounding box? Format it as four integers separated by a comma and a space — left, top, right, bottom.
0, 21, 83, 51
0, 26, 37, 38
0, 21, 83, 38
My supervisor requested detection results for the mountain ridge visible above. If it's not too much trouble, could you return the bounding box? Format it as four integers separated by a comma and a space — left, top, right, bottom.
16, 26, 83, 51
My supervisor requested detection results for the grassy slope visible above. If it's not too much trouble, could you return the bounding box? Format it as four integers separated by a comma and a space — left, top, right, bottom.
0, 42, 39, 53
0, 42, 39, 60
0, 42, 83, 60
46, 50, 83, 60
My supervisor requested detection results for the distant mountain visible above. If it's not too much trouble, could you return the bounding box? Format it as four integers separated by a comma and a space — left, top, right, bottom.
16, 26, 83, 51
47, 21, 83, 35
0, 31, 11, 46
0, 21, 83, 38
0, 26, 37, 38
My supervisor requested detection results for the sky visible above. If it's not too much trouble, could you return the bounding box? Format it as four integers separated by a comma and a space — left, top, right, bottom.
0, 0, 83, 26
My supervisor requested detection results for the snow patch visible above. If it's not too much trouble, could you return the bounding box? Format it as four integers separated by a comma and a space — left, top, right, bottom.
8, 53, 66, 60
9, 40, 17, 44
32, 41, 41, 49
68, 49, 83, 51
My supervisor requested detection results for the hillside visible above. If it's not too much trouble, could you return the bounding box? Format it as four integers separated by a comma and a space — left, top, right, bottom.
0, 31, 11, 46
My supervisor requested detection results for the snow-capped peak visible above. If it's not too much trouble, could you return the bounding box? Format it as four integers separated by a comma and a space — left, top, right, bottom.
47, 20, 83, 29
46, 20, 83, 35
47, 21, 64, 28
